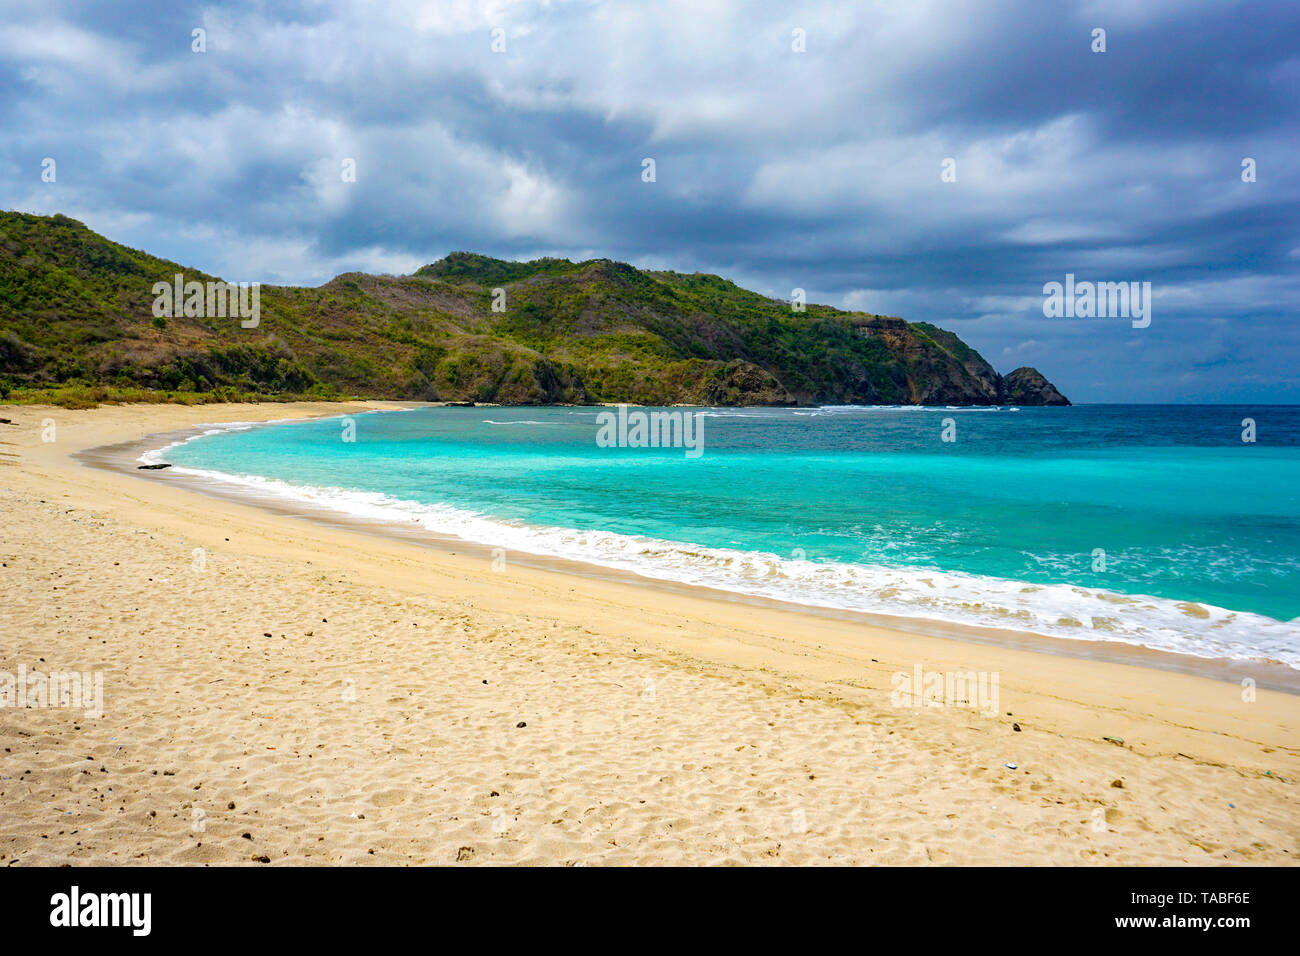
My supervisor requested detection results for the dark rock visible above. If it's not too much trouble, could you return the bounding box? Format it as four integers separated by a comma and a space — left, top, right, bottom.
673, 359, 791, 406
137, 463, 172, 470
999, 367, 1070, 406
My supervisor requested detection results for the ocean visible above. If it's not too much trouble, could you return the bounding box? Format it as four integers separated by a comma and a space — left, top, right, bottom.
156, 404, 1300, 668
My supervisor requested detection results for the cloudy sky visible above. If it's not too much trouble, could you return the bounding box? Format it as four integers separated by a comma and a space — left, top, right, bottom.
1, 0, 1296, 402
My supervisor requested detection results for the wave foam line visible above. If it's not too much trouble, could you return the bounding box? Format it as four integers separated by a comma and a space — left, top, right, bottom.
139, 443, 1300, 669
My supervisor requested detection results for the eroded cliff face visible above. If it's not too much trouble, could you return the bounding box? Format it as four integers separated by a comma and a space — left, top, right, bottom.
843, 319, 1073, 406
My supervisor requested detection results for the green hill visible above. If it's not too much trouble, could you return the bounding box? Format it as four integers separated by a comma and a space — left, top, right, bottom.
0, 211, 1068, 406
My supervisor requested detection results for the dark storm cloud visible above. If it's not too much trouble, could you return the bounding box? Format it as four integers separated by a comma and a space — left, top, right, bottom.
0, 0, 1296, 401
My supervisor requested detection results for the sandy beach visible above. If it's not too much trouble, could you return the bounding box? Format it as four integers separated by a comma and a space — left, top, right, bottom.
0, 401, 1296, 866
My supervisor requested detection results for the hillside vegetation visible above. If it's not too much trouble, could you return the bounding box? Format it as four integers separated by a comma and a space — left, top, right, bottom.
0, 212, 1068, 406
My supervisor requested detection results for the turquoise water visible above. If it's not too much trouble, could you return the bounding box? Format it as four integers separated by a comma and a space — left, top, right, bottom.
161, 405, 1300, 666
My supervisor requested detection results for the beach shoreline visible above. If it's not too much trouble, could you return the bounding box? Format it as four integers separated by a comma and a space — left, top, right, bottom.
82, 414, 1300, 693
1, 401, 1296, 865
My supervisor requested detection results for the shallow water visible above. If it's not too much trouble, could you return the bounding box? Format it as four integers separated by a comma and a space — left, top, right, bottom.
160, 404, 1300, 668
